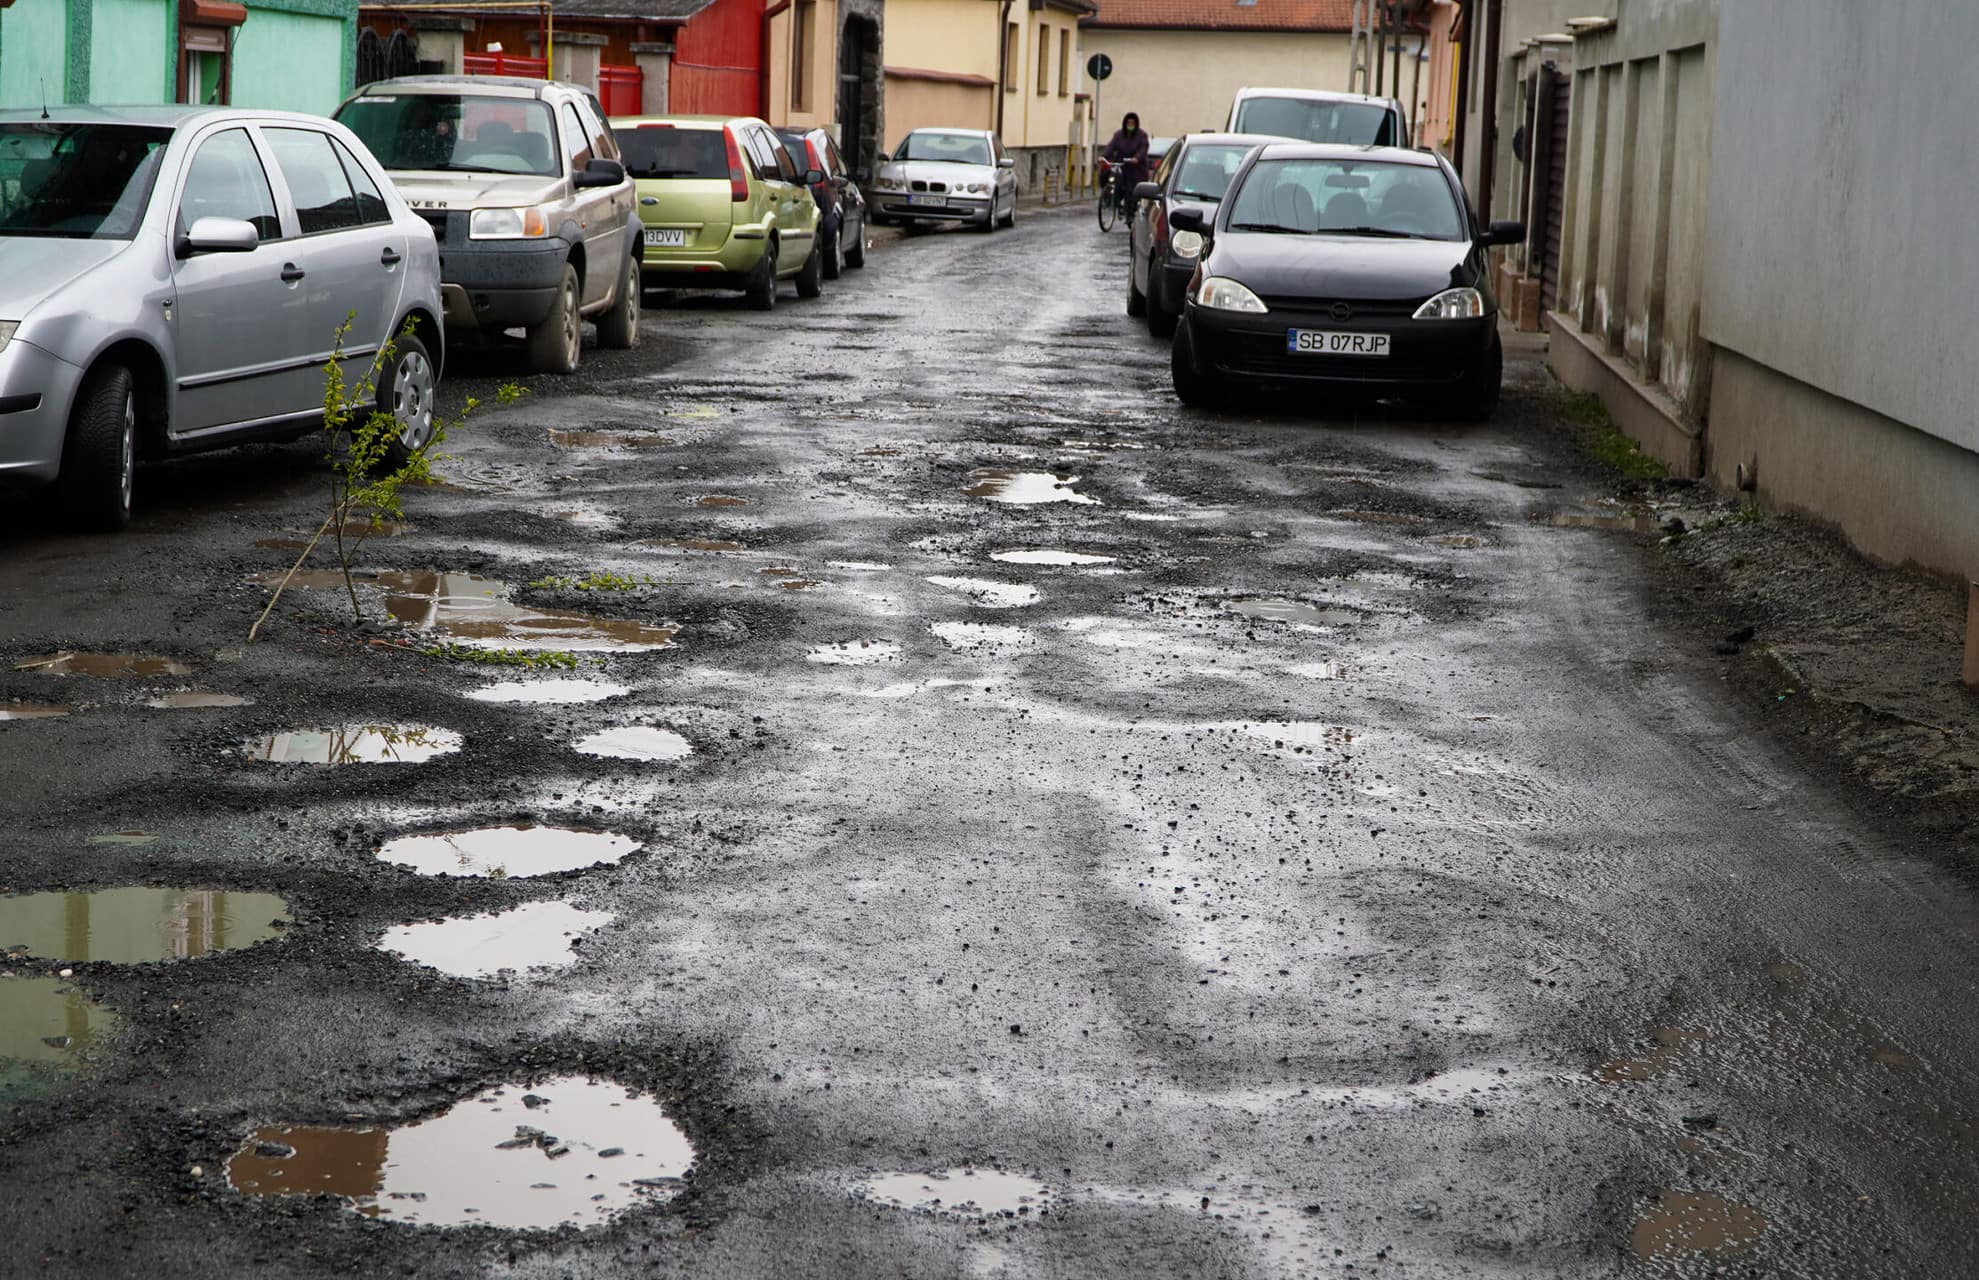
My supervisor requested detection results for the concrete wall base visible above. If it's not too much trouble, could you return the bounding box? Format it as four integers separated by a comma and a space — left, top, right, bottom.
1547, 311, 1703, 478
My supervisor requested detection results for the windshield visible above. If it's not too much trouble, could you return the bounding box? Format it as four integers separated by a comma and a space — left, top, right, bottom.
1233, 98, 1398, 147
336, 94, 559, 177
895, 132, 991, 165
0, 124, 170, 240
1225, 158, 1464, 240
1170, 143, 1254, 202
615, 126, 727, 180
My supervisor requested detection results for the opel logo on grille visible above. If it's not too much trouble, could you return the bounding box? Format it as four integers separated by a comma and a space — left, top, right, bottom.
1328, 302, 1355, 322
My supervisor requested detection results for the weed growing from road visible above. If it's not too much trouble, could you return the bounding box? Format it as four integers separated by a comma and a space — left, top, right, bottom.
1560, 389, 1670, 482
418, 644, 583, 671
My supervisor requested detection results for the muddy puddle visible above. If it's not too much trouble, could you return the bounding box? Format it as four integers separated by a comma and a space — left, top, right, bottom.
857, 1169, 1051, 1220
549, 429, 674, 449
572, 727, 692, 762
378, 902, 614, 979
264, 571, 676, 653
0, 975, 115, 1082
991, 549, 1115, 566
695, 495, 749, 508
226, 1074, 694, 1229
377, 825, 641, 878
88, 831, 159, 846
930, 623, 1035, 655
1552, 512, 1658, 532
144, 692, 252, 710
1225, 598, 1359, 626
14, 653, 189, 677
1630, 1190, 1767, 1260
0, 704, 69, 722
243, 725, 463, 765
807, 640, 903, 666
964, 471, 1100, 506
926, 577, 1040, 609
466, 679, 631, 705
0, 889, 288, 964
1594, 1027, 1706, 1082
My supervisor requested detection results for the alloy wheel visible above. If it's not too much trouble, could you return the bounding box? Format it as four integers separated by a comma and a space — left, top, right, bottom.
392, 349, 436, 449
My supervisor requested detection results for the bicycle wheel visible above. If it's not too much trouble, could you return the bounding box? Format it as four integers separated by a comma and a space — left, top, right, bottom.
1097, 186, 1117, 232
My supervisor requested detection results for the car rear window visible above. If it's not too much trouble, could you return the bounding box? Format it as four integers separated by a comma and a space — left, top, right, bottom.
1233, 98, 1398, 147
615, 127, 728, 180
336, 93, 559, 177
1227, 158, 1463, 240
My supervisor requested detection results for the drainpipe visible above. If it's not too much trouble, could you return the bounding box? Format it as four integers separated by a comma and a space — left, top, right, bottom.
761, 0, 793, 120
1452, 0, 1472, 170
995, 0, 1013, 136
1477, 0, 1503, 219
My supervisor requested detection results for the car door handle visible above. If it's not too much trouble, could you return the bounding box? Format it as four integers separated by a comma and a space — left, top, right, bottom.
280, 263, 305, 283
380, 247, 402, 266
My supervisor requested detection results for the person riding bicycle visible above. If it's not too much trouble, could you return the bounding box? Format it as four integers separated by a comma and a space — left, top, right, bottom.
1102, 112, 1150, 196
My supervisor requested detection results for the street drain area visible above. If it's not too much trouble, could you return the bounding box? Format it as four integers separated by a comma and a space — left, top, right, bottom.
964, 470, 1100, 505
807, 640, 903, 666
991, 549, 1115, 566
466, 679, 632, 705
926, 577, 1040, 609
0, 704, 69, 721
572, 727, 692, 761
856, 1169, 1052, 1220
377, 902, 614, 978
243, 725, 463, 765
263, 571, 676, 652
225, 1075, 695, 1229
0, 975, 115, 1079
14, 653, 190, 677
0, 889, 289, 963
1630, 1190, 1767, 1260
144, 692, 252, 709
1224, 598, 1360, 626
377, 825, 641, 878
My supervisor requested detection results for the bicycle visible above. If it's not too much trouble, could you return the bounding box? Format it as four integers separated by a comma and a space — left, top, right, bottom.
1096, 159, 1136, 233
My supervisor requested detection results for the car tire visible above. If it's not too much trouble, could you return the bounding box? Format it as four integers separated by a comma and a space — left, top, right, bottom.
822, 215, 843, 280
976, 205, 996, 233
527, 263, 582, 374
59, 362, 136, 531
746, 240, 779, 311
1171, 316, 1221, 409
1127, 258, 1148, 318
596, 255, 640, 350
796, 235, 824, 299
844, 213, 867, 268
1147, 261, 1178, 338
377, 332, 438, 470
1444, 333, 1503, 420
999, 196, 1016, 228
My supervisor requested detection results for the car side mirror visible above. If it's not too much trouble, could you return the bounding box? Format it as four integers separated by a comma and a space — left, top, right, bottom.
1481, 219, 1526, 247
574, 157, 626, 189
997, 156, 1015, 169
803, 167, 826, 186
177, 216, 260, 258
1169, 205, 1209, 235
1133, 181, 1162, 202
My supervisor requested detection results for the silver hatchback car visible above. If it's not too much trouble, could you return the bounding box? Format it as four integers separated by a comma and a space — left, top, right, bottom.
0, 106, 445, 530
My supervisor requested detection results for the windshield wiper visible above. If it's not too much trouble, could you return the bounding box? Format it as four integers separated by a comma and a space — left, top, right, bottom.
1230, 221, 1310, 235
1172, 190, 1223, 202
414, 161, 515, 175
1327, 226, 1434, 239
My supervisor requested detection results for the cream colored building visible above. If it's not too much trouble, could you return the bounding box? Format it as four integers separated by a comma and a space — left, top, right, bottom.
1079, 0, 1354, 139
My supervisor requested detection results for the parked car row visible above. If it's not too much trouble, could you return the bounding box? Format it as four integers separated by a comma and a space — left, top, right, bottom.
0, 75, 880, 530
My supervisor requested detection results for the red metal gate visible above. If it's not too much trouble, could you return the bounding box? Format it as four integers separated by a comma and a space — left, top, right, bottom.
463, 51, 548, 78
598, 64, 643, 116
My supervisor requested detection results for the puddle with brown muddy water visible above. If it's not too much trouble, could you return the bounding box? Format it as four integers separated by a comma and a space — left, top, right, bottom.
0, 889, 289, 964
1226, 598, 1359, 626
1630, 1190, 1767, 1260
263, 571, 676, 652
226, 1074, 694, 1229
964, 471, 1100, 506
378, 902, 614, 979
243, 725, 462, 765
377, 825, 641, 878
14, 653, 189, 677
695, 495, 749, 508
0, 704, 69, 722
572, 727, 692, 762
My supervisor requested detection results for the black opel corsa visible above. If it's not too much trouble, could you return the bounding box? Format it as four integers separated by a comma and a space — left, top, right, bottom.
1168, 142, 1524, 417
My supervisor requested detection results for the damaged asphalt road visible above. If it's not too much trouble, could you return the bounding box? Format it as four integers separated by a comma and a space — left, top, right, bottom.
3, 208, 1979, 1278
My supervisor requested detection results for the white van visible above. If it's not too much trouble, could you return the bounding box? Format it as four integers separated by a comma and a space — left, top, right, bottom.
1225, 88, 1411, 149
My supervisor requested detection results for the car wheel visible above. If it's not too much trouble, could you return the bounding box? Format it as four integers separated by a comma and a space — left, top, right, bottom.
59, 362, 136, 531
796, 235, 824, 299
596, 255, 640, 350
378, 332, 438, 470
745, 240, 779, 311
1000, 195, 1016, 228
976, 203, 997, 233
1444, 333, 1503, 420
822, 216, 843, 280
1147, 260, 1178, 338
844, 212, 867, 268
1170, 315, 1222, 409
526, 263, 581, 374
1127, 257, 1147, 318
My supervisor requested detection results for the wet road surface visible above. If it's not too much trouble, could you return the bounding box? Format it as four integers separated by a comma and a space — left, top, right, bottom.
3, 209, 1979, 1277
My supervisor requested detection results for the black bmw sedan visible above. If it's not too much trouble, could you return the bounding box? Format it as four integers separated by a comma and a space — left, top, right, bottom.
1168, 142, 1524, 417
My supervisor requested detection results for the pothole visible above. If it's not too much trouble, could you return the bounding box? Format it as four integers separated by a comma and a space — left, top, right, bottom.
377, 825, 641, 879
225, 1075, 695, 1229
647, 539, 743, 552
572, 727, 692, 762
1594, 1027, 1706, 1082
1426, 534, 1482, 549
856, 1169, 1052, 1220
548, 429, 674, 449
807, 641, 903, 666
0, 889, 289, 964
465, 679, 632, 705
377, 902, 614, 979
144, 692, 253, 710
991, 549, 1115, 566
243, 725, 463, 765
552, 506, 622, 531
1285, 661, 1347, 680
14, 653, 190, 677
695, 495, 749, 508
1225, 597, 1359, 626
964, 471, 1100, 505
1629, 1191, 1767, 1260
926, 577, 1040, 609
0, 975, 116, 1091
0, 703, 70, 721
263, 571, 677, 652
930, 623, 1035, 655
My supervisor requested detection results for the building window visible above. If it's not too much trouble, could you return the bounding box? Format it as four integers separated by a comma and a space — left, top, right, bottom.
176, 0, 246, 105
1059, 30, 1070, 95
1036, 24, 1049, 94
791, 0, 817, 111
1004, 22, 1019, 92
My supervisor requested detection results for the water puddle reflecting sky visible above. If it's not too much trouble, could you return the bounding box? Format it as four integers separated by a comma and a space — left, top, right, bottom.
926, 577, 1040, 609
964, 471, 1100, 506
243, 725, 462, 765
377, 825, 642, 878
0, 704, 69, 721
263, 571, 676, 652
144, 692, 252, 710
465, 679, 632, 705
857, 1169, 1052, 1219
1225, 598, 1359, 626
991, 549, 1115, 566
378, 902, 613, 979
0, 975, 115, 1072
0, 889, 289, 964
572, 727, 692, 762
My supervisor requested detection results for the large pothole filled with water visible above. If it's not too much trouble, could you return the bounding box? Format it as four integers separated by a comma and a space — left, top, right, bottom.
0, 975, 116, 1106
855, 1168, 1052, 1220
378, 902, 613, 979
0, 888, 289, 964
243, 725, 463, 765
261, 571, 676, 652
377, 826, 642, 879
225, 1075, 695, 1229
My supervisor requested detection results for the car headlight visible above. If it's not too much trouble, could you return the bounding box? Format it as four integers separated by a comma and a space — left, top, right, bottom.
469, 207, 549, 240
1413, 287, 1485, 320
876, 174, 905, 192
1196, 276, 1267, 313
0, 321, 16, 356
1169, 230, 1204, 259
961, 182, 989, 194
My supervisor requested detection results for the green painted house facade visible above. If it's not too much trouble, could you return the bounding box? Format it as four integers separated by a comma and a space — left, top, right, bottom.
0, 0, 358, 114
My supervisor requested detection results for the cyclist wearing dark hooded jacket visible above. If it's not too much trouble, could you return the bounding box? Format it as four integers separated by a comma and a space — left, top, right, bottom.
1102, 112, 1150, 193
